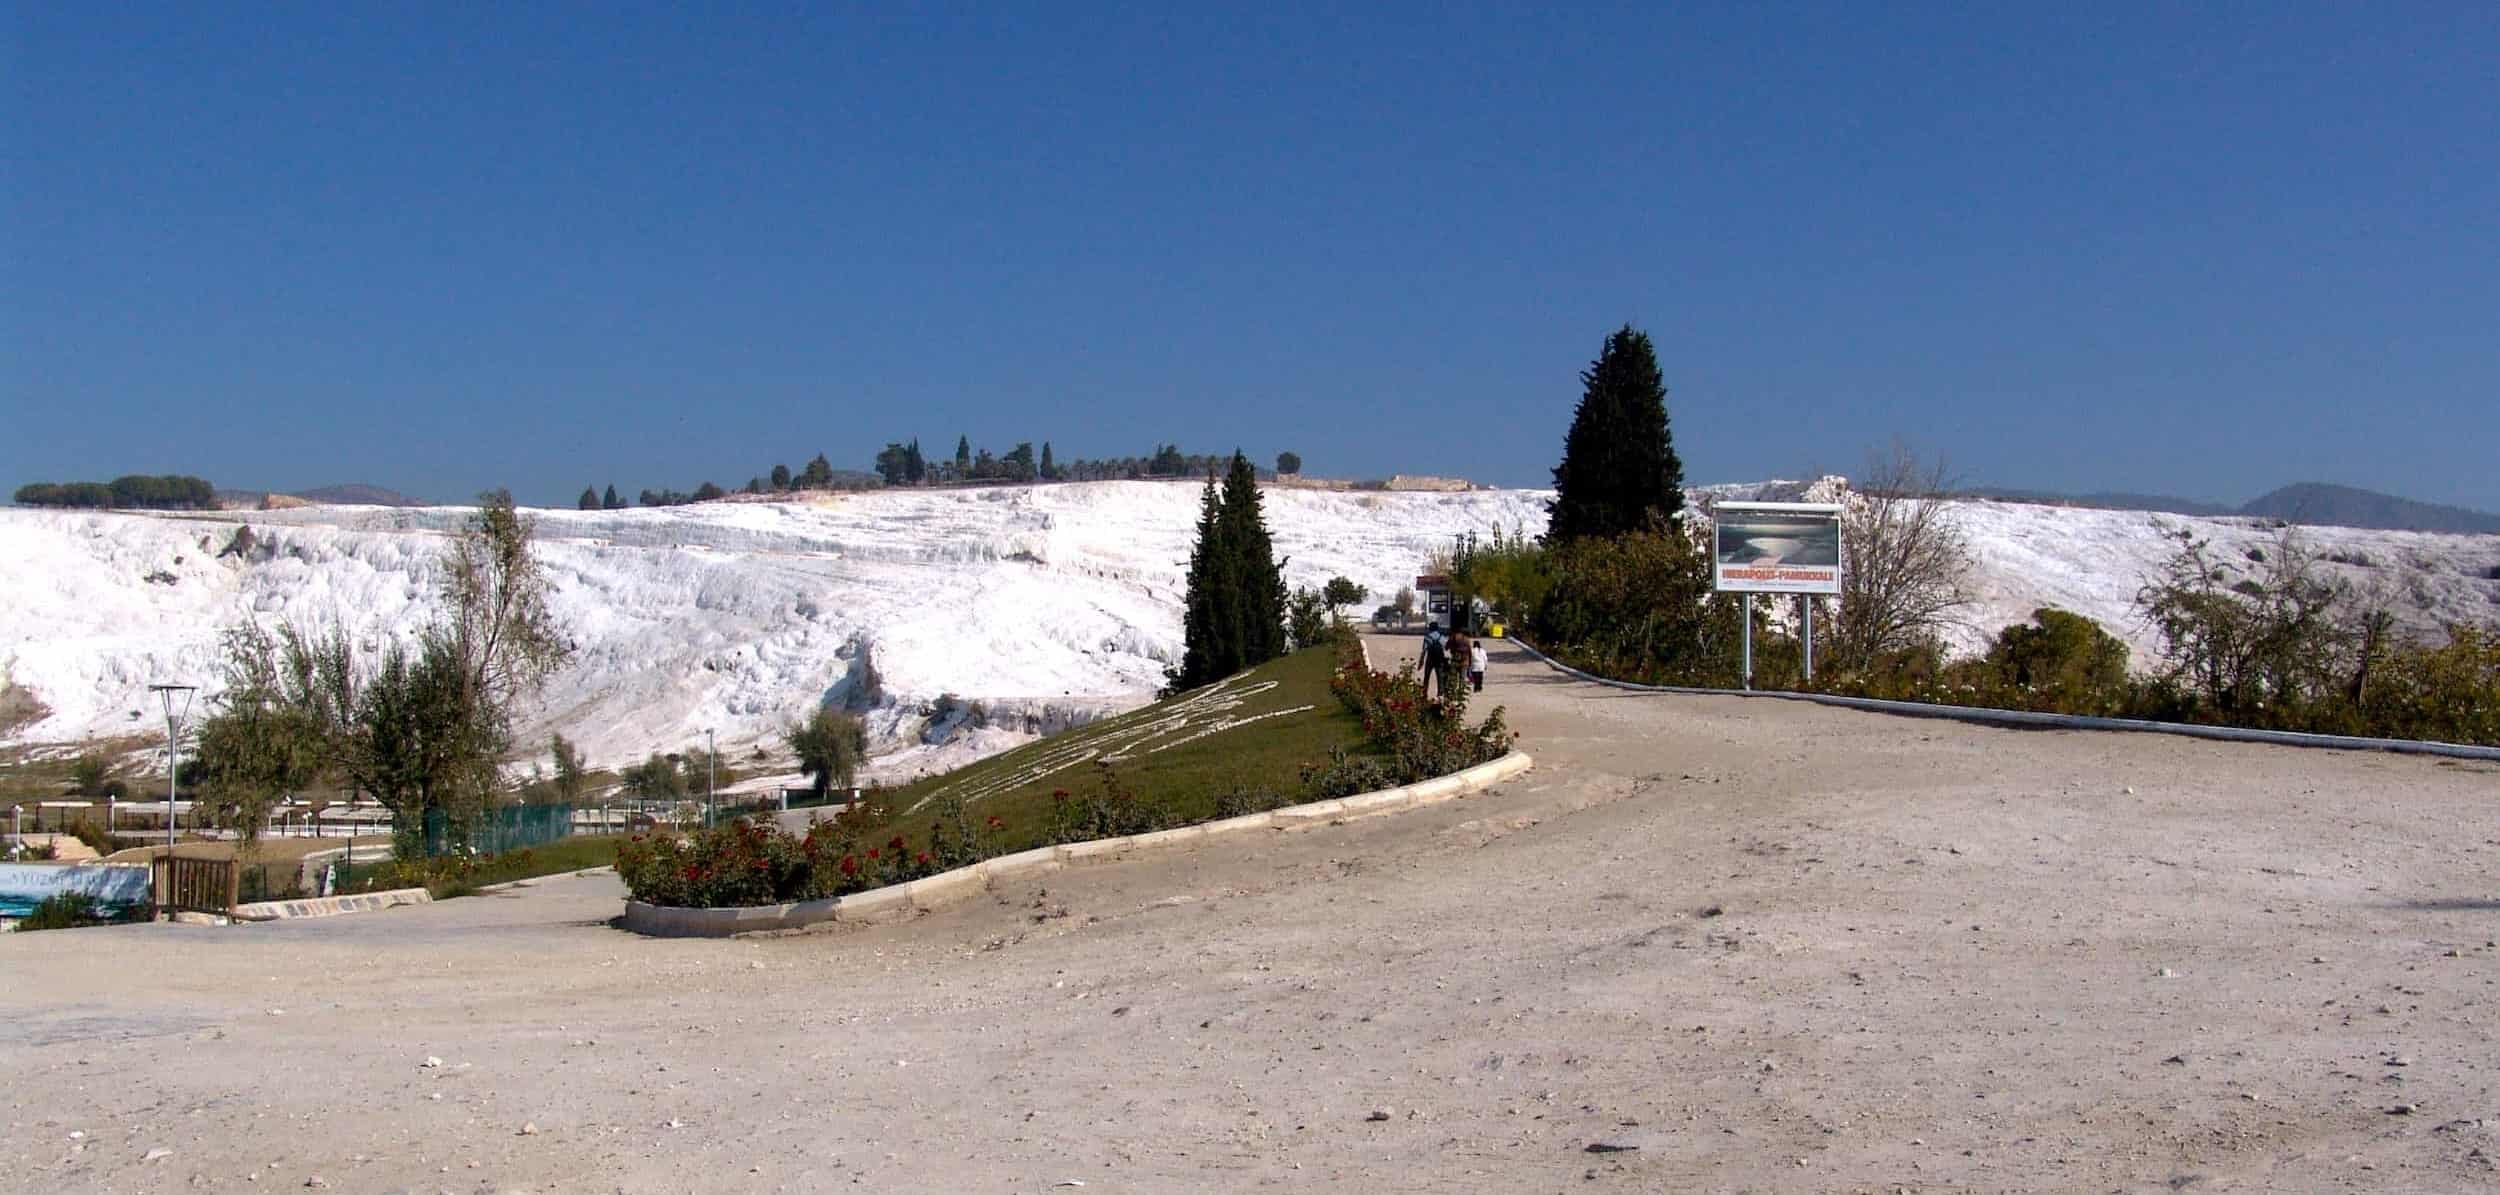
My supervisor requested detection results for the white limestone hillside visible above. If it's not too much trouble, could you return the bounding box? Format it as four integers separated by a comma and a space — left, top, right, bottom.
0, 482, 1548, 778
3, 481, 2494, 779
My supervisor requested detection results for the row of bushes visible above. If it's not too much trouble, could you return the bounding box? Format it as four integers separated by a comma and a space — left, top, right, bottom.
615, 798, 1000, 908
13, 474, 217, 510
1479, 509, 2500, 748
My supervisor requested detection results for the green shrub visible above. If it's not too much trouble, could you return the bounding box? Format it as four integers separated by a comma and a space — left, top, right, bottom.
16, 891, 138, 931
1298, 746, 1394, 799
1046, 761, 1175, 844
66, 818, 115, 858
1970, 608, 2133, 714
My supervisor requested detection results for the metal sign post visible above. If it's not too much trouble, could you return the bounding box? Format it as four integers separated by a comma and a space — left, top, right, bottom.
1740, 594, 1754, 691
1801, 595, 1816, 682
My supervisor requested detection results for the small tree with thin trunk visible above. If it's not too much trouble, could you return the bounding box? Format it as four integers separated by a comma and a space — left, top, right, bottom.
1829, 443, 1973, 675
1320, 576, 1367, 620
787, 707, 868, 800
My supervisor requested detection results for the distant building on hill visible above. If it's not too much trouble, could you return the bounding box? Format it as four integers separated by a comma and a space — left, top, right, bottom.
1384, 474, 1475, 493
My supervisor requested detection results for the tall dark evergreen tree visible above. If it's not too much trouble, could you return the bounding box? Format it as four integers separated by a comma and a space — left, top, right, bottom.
769, 463, 792, 491
904, 439, 925, 483
1168, 452, 1287, 692
602, 484, 624, 511
1171, 476, 1229, 692
1547, 325, 1684, 542
1219, 451, 1287, 663
578, 487, 599, 511
1040, 441, 1056, 481
954, 436, 972, 476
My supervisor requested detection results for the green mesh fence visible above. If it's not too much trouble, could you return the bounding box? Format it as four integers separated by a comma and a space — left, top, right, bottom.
423, 803, 575, 857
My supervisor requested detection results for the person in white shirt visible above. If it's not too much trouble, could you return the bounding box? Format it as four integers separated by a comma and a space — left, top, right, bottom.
1468, 638, 1488, 692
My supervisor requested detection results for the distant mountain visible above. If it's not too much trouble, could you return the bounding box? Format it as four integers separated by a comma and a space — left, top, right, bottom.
214, 483, 429, 509
2238, 483, 2500, 535
294, 483, 426, 507
1961, 482, 2500, 535
1960, 487, 2236, 517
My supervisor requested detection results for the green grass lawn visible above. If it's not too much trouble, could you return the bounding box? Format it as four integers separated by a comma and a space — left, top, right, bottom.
865, 645, 1376, 853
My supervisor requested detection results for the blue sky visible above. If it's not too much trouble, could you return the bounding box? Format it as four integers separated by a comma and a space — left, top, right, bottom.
7, 4, 2496, 510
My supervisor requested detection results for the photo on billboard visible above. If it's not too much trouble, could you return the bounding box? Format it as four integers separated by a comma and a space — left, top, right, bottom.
1712, 503, 1843, 594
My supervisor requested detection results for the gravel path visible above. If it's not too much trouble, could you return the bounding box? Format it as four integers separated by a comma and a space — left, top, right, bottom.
5, 635, 2497, 1192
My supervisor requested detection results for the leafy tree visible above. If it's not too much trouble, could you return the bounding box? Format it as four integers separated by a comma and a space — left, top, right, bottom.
578, 487, 599, 511
1005, 442, 1036, 481
874, 442, 911, 486
193, 623, 328, 853
259, 490, 576, 857
744, 477, 763, 495
800, 454, 833, 489
1393, 585, 1416, 628
1533, 515, 1744, 685
1277, 451, 1302, 476
549, 733, 587, 804
602, 484, 624, 510
68, 753, 120, 797
769, 463, 791, 491
1547, 325, 1684, 542
1286, 586, 1331, 650
622, 752, 687, 800
2137, 527, 2346, 717
787, 707, 868, 800
1320, 576, 1367, 618
693, 481, 725, 501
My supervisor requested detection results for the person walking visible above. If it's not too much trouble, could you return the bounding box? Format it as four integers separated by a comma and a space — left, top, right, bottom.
1419, 623, 1448, 699
1468, 635, 1488, 692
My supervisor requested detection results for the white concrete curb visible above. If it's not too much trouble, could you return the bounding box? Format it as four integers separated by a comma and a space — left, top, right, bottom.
618, 749, 1535, 938
232, 887, 433, 922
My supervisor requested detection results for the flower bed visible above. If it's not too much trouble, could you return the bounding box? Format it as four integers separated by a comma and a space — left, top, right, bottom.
618, 645, 1519, 914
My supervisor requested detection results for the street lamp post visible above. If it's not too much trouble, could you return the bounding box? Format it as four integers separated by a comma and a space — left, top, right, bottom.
148, 683, 197, 856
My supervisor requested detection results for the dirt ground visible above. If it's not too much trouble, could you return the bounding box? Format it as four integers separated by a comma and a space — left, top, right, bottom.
4, 636, 2497, 1193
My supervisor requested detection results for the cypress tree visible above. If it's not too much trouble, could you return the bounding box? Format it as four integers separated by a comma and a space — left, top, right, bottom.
905, 439, 925, 483
1547, 324, 1684, 542
602, 484, 624, 511
954, 436, 971, 476
1219, 450, 1287, 663
578, 486, 599, 511
1170, 475, 1231, 692
1168, 451, 1291, 693
1040, 441, 1055, 481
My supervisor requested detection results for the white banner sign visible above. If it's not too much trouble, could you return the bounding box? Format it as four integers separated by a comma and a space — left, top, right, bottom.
1712, 502, 1843, 595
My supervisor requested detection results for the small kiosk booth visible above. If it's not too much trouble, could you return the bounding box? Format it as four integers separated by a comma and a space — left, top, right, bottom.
1411, 574, 1500, 635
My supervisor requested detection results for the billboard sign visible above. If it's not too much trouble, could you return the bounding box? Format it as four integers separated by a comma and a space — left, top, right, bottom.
0, 863, 153, 919
1712, 502, 1843, 595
